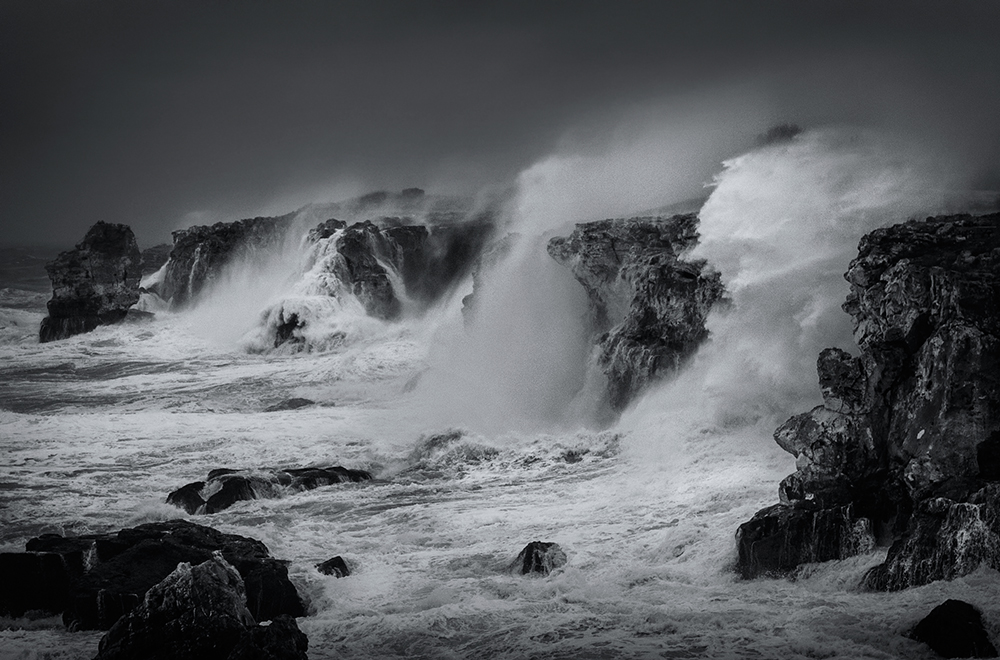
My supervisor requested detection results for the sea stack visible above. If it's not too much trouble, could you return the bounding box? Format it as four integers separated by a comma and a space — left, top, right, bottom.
39, 221, 142, 342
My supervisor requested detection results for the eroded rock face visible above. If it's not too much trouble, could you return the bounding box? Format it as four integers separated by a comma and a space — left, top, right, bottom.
737, 213, 1000, 588
509, 541, 567, 575
39, 222, 142, 342
158, 215, 294, 307
94, 554, 308, 660
166, 466, 373, 514
0, 520, 304, 630
547, 214, 724, 410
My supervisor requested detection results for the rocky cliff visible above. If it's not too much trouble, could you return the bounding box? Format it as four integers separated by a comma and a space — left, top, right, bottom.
736, 213, 1000, 590
547, 214, 724, 410
157, 214, 294, 307
39, 221, 142, 342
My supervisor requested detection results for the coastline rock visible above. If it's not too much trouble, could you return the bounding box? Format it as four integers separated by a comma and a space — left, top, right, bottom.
139, 244, 172, 277
0, 520, 304, 630
263, 398, 316, 412
158, 214, 294, 307
39, 222, 142, 342
547, 214, 724, 410
315, 556, 350, 578
910, 599, 998, 659
166, 466, 373, 514
736, 213, 1000, 587
94, 554, 308, 660
509, 541, 567, 575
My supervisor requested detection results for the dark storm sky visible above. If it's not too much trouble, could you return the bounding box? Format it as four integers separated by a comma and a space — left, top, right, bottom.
2, 0, 999, 247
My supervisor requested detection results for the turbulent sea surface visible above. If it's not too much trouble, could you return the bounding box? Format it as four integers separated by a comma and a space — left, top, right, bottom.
3, 131, 1000, 659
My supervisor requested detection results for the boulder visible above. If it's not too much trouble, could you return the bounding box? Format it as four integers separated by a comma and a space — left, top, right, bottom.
736, 213, 1000, 585
910, 599, 998, 659
94, 554, 308, 660
166, 466, 373, 515
263, 398, 316, 412
315, 556, 350, 578
39, 221, 142, 342
509, 542, 567, 575
547, 214, 724, 410
0, 520, 304, 630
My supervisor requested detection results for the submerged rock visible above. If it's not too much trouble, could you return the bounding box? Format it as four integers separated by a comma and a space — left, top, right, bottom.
263, 398, 316, 412
0, 520, 303, 630
315, 556, 350, 578
39, 221, 142, 342
737, 213, 1000, 586
94, 554, 308, 660
910, 599, 998, 659
510, 542, 567, 575
166, 466, 373, 514
547, 214, 724, 411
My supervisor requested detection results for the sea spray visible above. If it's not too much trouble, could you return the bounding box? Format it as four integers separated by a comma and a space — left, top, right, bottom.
622, 127, 971, 459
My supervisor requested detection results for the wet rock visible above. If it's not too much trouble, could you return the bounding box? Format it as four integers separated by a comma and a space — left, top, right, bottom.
94, 554, 308, 660
736, 503, 875, 579
263, 398, 316, 412
39, 222, 142, 342
0, 551, 76, 618
737, 213, 1000, 585
158, 214, 294, 307
910, 599, 998, 659
226, 614, 309, 660
166, 466, 373, 515
315, 556, 350, 578
1, 520, 304, 630
547, 214, 724, 410
94, 554, 254, 660
510, 542, 567, 575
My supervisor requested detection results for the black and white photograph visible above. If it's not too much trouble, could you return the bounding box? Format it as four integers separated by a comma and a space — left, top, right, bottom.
2, 1, 1000, 658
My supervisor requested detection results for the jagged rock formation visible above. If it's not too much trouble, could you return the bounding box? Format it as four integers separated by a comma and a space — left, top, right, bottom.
736, 213, 1000, 589
157, 214, 294, 306
0, 520, 304, 630
316, 556, 350, 578
547, 214, 724, 410
39, 222, 142, 342
94, 554, 308, 660
166, 466, 373, 514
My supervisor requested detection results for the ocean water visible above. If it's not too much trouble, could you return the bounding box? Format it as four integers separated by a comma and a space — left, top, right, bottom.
2, 130, 999, 659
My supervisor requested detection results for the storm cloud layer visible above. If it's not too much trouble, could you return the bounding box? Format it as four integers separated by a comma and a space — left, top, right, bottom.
2, 0, 999, 247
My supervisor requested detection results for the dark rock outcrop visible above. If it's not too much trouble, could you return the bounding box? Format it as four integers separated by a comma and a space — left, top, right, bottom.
94, 554, 308, 660
166, 466, 373, 514
547, 214, 724, 410
315, 556, 350, 578
39, 222, 142, 342
158, 214, 294, 307
0, 520, 304, 630
736, 213, 1000, 588
910, 600, 998, 659
139, 244, 172, 276
509, 542, 567, 575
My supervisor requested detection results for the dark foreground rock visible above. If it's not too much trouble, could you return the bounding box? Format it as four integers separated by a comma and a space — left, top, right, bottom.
263, 398, 316, 412
94, 554, 308, 660
39, 222, 142, 342
910, 600, 998, 659
0, 520, 304, 630
736, 213, 1000, 588
166, 466, 373, 514
315, 556, 350, 578
548, 214, 724, 410
510, 542, 567, 575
